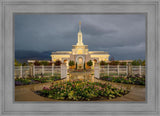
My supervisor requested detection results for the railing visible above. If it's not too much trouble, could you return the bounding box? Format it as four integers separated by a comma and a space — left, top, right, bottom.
100, 65, 145, 77
14, 65, 146, 79
14, 66, 61, 78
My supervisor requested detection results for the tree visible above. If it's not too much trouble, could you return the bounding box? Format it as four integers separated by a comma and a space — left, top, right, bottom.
132, 59, 143, 66
131, 59, 143, 66
87, 60, 93, 66
69, 60, 75, 66
34, 60, 41, 66
40, 61, 51, 66
131, 60, 137, 65
109, 61, 119, 65
22, 62, 27, 66
137, 59, 142, 65
28, 62, 32, 66
15, 59, 21, 66
119, 62, 126, 65
100, 61, 106, 65
84, 62, 86, 70
54, 60, 62, 66
142, 60, 145, 66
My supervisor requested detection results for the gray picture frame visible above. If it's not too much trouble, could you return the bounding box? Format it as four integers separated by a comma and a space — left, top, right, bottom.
0, 0, 159, 116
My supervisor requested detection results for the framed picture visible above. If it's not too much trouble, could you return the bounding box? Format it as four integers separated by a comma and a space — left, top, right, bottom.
0, 0, 159, 116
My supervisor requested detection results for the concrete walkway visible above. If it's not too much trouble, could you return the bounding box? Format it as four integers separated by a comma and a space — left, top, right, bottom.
15, 73, 145, 101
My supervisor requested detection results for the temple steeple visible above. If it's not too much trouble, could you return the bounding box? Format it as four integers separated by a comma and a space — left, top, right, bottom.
77, 21, 83, 45
79, 21, 81, 32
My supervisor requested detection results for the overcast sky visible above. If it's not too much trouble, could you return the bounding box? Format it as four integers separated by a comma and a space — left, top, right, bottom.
15, 14, 146, 60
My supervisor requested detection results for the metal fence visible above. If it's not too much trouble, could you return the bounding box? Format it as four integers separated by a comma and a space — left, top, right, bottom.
100, 65, 145, 77
14, 66, 61, 78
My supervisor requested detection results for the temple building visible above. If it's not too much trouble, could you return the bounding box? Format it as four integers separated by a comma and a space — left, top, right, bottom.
51, 22, 110, 69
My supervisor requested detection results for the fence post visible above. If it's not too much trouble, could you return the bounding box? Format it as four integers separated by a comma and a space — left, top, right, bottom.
117, 65, 119, 76
108, 64, 109, 76
126, 65, 128, 76
20, 65, 22, 78
94, 63, 100, 79
30, 66, 33, 77
33, 65, 35, 77
42, 65, 44, 75
52, 64, 54, 76
139, 65, 141, 77
61, 63, 67, 79
128, 63, 132, 76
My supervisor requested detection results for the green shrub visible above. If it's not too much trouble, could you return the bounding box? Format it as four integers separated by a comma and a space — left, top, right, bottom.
109, 61, 119, 65
15, 76, 61, 86
69, 60, 75, 66
15, 78, 32, 85
100, 76, 145, 85
87, 60, 93, 66
40, 61, 51, 66
100, 61, 106, 65
54, 60, 62, 66
131, 59, 145, 66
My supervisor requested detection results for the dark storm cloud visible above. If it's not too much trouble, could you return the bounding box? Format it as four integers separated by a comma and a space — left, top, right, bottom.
82, 22, 118, 36
15, 14, 146, 60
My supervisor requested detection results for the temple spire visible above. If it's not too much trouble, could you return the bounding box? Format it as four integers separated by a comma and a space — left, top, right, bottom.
79, 21, 81, 32
77, 21, 83, 45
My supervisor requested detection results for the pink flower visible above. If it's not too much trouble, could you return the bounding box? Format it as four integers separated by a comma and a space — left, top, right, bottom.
72, 85, 75, 88
43, 86, 50, 90
99, 87, 102, 90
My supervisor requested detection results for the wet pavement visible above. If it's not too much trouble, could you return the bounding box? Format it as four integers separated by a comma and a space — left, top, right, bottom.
15, 72, 146, 101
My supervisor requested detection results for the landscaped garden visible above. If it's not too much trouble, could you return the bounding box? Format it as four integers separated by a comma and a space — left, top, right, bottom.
100, 74, 145, 85
36, 79, 129, 101
15, 76, 61, 86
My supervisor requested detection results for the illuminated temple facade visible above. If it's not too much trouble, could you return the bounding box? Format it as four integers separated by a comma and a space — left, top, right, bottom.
51, 22, 110, 69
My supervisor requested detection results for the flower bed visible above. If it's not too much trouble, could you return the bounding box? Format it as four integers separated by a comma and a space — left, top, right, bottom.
37, 80, 129, 101
15, 76, 61, 86
100, 76, 145, 85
